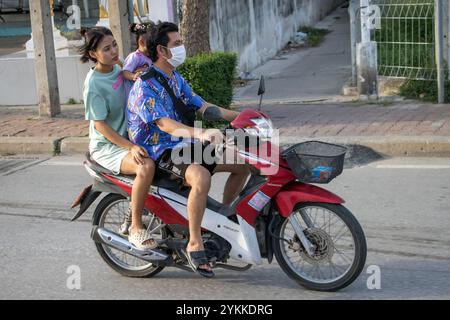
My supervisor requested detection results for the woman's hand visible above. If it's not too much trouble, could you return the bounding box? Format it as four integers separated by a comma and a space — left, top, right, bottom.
130, 145, 149, 165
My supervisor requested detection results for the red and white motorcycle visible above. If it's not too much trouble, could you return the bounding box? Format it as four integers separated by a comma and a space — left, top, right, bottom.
72, 92, 367, 292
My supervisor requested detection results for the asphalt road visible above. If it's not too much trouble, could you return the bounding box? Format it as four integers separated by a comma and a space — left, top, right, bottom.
0, 155, 449, 300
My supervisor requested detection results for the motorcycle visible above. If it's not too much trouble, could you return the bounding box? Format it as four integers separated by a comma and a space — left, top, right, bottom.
71, 84, 367, 292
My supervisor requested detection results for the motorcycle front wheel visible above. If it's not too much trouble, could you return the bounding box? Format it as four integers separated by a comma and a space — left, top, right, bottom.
272, 203, 367, 292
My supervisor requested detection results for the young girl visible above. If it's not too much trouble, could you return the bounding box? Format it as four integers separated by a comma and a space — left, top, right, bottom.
123, 22, 154, 96
79, 27, 157, 251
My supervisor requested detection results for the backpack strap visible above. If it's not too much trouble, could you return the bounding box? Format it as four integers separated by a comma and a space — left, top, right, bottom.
141, 68, 196, 127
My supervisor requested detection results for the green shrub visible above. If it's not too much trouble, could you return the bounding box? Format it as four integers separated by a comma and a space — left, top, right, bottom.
178, 52, 237, 109
298, 27, 330, 47
66, 98, 78, 105
399, 80, 450, 103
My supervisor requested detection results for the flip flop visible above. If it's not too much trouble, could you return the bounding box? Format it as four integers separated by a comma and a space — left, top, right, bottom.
182, 249, 215, 278
128, 229, 158, 251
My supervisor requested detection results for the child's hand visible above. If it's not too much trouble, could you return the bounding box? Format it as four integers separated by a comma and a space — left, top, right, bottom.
133, 71, 143, 81
135, 66, 148, 74
132, 67, 149, 81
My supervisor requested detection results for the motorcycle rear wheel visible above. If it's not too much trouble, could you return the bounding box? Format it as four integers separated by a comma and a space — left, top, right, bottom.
272, 203, 367, 292
92, 193, 166, 278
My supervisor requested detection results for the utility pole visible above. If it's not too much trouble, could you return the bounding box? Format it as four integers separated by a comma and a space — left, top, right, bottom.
30, 0, 61, 117
357, 0, 379, 100
349, 0, 360, 86
109, 0, 132, 59
435, 0, 445, 103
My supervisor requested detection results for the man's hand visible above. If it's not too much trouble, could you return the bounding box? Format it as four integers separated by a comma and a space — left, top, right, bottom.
200, 129, 224, 145
130, 145, 149, 165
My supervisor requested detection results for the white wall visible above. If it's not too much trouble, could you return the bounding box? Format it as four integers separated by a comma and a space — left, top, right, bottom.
0, 0, 345, 106
210, 0, 346, 72
146, 0, 174, 22
0, 56, 92, 106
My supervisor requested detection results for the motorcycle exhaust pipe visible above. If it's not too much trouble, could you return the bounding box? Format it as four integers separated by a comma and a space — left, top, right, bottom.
91, 226, 172, 265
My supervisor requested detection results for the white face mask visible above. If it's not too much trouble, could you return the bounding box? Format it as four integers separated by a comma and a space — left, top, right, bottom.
166, 45, 186, 68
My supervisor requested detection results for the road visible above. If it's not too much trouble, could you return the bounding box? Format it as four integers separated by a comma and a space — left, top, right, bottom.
0, 155, 449, 300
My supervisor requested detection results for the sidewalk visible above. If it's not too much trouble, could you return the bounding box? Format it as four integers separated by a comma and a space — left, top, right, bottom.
0, 105, 88, 155
234, 4, 353, 104
1, 101, 450, 157
259, 101, 450, 157
1, 6, 450, 157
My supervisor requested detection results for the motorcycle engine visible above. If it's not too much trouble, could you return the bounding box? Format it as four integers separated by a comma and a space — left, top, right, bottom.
203, 233, 232, 263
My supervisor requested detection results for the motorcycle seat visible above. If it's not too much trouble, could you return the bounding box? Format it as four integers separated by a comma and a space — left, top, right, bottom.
84, 153, 233, 217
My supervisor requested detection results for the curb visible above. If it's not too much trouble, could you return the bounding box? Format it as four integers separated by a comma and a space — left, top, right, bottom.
232, 96, 358, 107
279, 136, 450, 157
0, 136, 89, 156
60, 137, 89, 155
0, 137, 60, 156
1, 136, 450, 158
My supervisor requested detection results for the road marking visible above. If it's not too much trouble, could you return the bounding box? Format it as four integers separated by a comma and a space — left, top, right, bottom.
1, 158, 50, 176
39, 161, 82, 167
376, 164, 450, 169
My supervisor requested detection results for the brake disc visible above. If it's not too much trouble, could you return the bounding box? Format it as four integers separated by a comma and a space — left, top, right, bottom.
297, 228, 335, 264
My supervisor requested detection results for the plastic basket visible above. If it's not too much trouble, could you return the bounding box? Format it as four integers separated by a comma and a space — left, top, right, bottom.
282, 141, 347, 184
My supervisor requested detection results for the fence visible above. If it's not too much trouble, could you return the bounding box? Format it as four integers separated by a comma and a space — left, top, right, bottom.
371, 0, 436, 80
350, 0, 446, 102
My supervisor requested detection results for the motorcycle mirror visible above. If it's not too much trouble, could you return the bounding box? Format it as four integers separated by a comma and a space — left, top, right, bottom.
257, 75, 265, 111
257, 75, 266, 96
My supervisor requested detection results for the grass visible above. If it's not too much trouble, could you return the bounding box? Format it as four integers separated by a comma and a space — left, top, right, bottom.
60, 31, 82, 41
66, 98, 79, 105
298, 27, 330, 47
399, 79, 450, 103
374, 16, 435, 77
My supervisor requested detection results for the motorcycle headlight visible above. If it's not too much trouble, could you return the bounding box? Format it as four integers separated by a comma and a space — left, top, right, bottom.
244, 118, 274, 139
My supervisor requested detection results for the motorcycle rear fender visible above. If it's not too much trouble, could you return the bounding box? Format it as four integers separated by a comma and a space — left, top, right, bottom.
71, 184, 101, 221
71, 178, 129, 221
275, 182, 345, 218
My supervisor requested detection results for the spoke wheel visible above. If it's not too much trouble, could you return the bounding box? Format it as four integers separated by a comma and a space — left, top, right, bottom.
273, 203, 367, 291
93, 193, 166, 278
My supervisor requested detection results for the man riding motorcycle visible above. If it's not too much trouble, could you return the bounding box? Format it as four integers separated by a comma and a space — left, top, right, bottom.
127, 22, 250, 278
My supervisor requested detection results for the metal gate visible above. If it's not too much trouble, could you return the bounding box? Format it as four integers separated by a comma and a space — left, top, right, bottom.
371, 0, 436, 80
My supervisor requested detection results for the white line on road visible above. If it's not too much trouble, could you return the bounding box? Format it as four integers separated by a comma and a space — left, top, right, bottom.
376, 165, 450, 169
39, 161, 82, 166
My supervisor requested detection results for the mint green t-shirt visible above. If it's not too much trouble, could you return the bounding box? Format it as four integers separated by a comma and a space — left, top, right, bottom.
83, 64, 127, 151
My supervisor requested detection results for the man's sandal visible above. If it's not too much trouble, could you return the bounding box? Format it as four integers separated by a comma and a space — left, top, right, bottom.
182, 249, 215, 278
128, 229, 158, 251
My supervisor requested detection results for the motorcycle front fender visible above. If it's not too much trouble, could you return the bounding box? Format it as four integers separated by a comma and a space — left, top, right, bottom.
274, 182, 344, 218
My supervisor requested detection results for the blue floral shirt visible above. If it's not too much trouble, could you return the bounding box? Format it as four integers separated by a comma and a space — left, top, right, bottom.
127, 66, 205, 160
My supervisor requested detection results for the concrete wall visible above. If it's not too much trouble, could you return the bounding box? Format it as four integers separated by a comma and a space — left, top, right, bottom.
147, 0, 175, 22
0, 0, 346, 106
210, 0, 346, 72
0, 56, 92, 105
